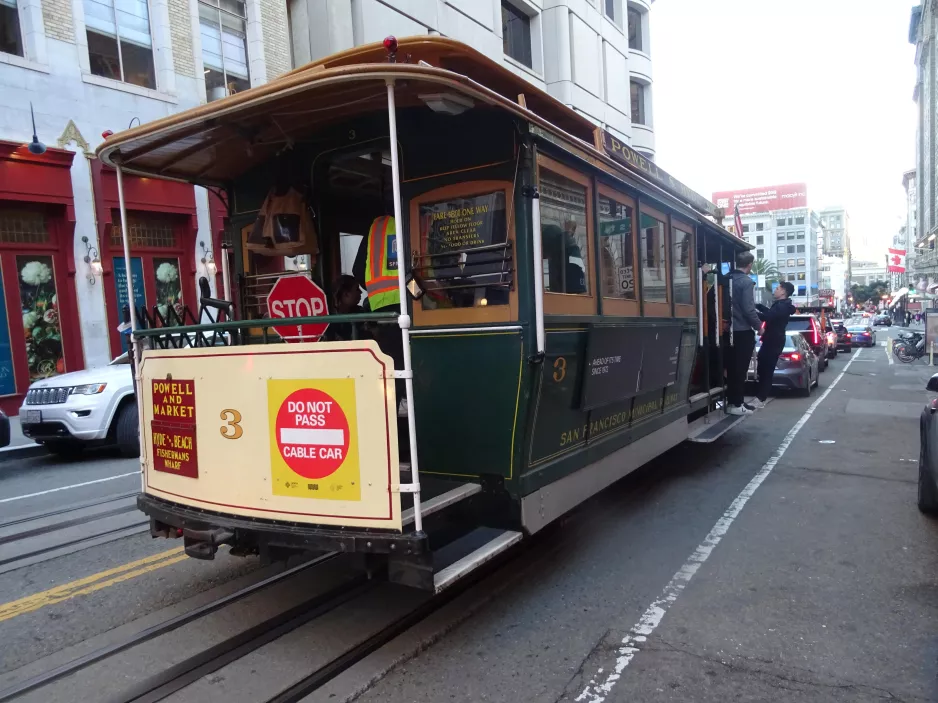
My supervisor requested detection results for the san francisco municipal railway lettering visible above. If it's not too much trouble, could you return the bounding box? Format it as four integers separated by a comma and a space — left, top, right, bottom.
560, 409, 631, 446
150, 378, 199, 478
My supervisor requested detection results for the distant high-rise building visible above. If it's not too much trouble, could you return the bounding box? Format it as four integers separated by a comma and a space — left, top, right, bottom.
818, 207, 850, 259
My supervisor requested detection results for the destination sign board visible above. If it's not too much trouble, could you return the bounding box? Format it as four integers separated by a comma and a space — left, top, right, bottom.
600, 131, 719, 218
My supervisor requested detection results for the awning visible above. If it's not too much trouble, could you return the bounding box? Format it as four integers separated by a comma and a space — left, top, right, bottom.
889, 287, 909, 307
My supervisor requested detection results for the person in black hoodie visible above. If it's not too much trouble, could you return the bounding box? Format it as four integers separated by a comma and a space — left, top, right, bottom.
750, 281, 795, 409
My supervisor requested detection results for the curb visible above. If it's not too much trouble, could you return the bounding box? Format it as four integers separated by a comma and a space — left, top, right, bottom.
0, 444, 48, 462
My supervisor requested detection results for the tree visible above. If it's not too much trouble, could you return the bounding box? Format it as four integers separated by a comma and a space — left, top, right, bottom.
851, 280, 890, 305
751, 259, 780, 291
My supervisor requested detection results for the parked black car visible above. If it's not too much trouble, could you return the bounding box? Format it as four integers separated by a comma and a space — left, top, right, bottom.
830, 319, 852, 353
0, 409, 9, 448
919, 373, 938, 514
873, 313, 892, 326
785, 315, 830, 371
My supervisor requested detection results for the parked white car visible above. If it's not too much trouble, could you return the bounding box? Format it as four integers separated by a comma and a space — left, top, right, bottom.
19, 354, 138, 457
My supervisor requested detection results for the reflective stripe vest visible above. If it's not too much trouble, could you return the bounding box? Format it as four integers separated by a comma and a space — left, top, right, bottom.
364, 216, 400, 311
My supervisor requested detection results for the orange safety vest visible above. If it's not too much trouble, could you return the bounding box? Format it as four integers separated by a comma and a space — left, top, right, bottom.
365, 216, 400, 311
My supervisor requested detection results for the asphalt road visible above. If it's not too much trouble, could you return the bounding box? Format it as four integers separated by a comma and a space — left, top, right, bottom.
0, 326, 935, 703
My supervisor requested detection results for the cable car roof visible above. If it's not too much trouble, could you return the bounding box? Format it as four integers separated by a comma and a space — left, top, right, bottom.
96, 36, 744, 249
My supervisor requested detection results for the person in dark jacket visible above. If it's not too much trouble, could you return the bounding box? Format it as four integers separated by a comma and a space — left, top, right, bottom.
750, 281, 795, 409
724, 251, 762, 415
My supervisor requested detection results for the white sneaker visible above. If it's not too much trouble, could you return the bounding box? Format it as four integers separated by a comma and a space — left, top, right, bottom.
727, 405, 752, 416
748, 398, 766, 409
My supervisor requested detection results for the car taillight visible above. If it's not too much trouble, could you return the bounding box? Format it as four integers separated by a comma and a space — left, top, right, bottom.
846, 334, 852, 339
781, 352, 801, 361
812, 323, 819, 345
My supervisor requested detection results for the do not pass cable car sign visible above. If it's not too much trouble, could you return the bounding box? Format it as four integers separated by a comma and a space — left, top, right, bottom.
267, 275, 330, 341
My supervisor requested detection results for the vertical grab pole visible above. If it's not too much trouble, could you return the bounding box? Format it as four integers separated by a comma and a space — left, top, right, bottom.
115, 164, 144, 490
386, 79, 423, 532
531, 191, 545, 355
221, 243, 232, 302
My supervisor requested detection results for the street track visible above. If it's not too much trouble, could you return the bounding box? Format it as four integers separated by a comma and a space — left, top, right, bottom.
0, 552, 343, 702
0, 492, 147, 571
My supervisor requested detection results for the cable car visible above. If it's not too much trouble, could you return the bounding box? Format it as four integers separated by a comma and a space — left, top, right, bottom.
97, 37, 751, 592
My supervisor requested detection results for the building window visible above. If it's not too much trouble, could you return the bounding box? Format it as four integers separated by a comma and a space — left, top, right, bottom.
84, 0, 156, 88
540, 169, 589, 295
111, 211, 176, 248
0, 209, 48, 244
200, 0, 250, 100
787, 258, 795, 267
777, 245, 786, 254
756, 235, 764, 245
756, 248, 764, 258
776, 218, 785, 227
501, 1, 532, 69
795, 216, 805, 225
604, 0, 622, 29
756, 222, 764, 231
797, 285, 806, 295
630, 80, 646, 125
788, 274, 796, 281
787, 233, 796, 240
627, 5, 643, 51
598, 194, 635, 300
797, 231, 805, 239
796, 245, 805, 253
797, 258, 806, 265
0, 0, 23, 57
787, 245, 795, 254
742, 224, 750, 233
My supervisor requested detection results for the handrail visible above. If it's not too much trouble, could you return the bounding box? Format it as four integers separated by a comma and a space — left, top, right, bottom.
133, 311, 398, 338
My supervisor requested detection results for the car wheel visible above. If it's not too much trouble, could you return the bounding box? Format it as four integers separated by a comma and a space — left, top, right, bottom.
798, 376, 811, 397
918, 439, 938, 515
45, 440, 85, 459
115, 402, 140, 458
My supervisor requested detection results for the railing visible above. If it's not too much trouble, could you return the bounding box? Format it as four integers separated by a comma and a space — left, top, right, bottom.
133, 311, 399, 349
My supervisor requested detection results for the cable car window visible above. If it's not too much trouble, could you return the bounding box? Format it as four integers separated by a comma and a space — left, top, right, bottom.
416, 190, 510, 310
639, 212, 667, 303
598, 194, 635, 300
671, 226, 693, 306
539, 169, 590, 296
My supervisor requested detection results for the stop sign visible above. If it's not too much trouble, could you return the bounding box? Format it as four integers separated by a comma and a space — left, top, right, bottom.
267, 275, 330, 341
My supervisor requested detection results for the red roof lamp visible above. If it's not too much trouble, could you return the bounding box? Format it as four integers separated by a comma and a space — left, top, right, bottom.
384, 35, 398, 62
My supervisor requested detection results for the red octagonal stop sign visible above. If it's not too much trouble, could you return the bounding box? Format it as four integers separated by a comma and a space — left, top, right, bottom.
267, 275, 330, 342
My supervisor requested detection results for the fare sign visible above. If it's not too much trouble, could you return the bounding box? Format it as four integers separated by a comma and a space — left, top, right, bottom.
151, 379, 198, 478
268, 379, 361, 501
266, 275, 330, 342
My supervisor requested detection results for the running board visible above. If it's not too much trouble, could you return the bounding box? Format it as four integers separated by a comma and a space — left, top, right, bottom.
402, 482, 482, 527
433, 530, 523, 593
687, 412, 746, 443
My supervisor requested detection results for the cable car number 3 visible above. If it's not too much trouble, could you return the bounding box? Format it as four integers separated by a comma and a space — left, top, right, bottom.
220, 409, 243, 439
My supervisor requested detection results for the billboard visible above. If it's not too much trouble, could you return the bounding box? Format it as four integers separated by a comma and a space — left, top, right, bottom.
712, 183, 808, 215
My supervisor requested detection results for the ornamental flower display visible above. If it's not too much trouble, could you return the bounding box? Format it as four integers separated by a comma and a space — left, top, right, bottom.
19, 257, 63, 381
154, 259, 183, 324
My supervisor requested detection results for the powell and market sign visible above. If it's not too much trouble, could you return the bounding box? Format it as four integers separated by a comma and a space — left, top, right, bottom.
600, 131, 719, 219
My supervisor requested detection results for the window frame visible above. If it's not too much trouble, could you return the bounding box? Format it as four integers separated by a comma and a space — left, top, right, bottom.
84, 0, 157, 89
630, 79, 646, 125
596, 182, 639, 317
0, 0, 24, 58
670, 216, 695, 317
501, 0, 533, 69
627, 3, 643, 51
409, 179, 519, 327
637, 201, 670, 317
537, 156, 596, 315
198, 0, 250, 100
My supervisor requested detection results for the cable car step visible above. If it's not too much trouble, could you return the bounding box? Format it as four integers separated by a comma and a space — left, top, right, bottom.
402, 482, 482, 527
686, 412, 747, 444
433, 529, 523, 593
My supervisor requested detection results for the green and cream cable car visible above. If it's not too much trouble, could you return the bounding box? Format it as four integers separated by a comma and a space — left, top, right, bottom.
98, 37, 750, 592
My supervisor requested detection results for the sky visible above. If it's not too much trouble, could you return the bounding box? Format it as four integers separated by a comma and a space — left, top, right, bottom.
649, 0, 918, 261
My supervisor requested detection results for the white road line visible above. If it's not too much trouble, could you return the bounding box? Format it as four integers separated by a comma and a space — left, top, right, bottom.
574, 348, 863, 703
886, 338, 894, 365
0, 471, 141, 504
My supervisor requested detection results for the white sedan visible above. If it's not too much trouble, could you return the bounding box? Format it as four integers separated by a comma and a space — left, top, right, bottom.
19, 354, 138, 458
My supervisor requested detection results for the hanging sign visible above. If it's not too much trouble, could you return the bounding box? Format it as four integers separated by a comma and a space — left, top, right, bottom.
151, 379, 198, 478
